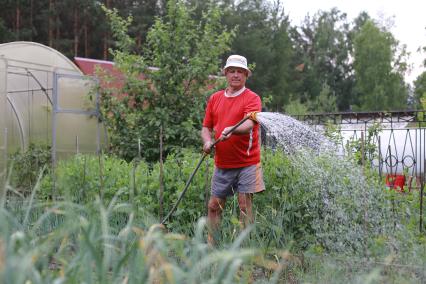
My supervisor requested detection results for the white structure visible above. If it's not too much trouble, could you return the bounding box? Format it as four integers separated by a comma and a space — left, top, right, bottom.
0, 41, 104, 173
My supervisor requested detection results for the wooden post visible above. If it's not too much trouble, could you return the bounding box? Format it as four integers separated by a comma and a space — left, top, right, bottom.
131, 160, 136, 206
1, 128, 7, 191
138, 138, 141, 159
75, 135, 79, 154
388, 145, 396, 231
420, 159, 425, 233
159, 125, 164, 222
204, 157, 210, 215
4, 128, 7, 178
361, 131, 365, 170
361, 131, 368, 255
98, 152, 104, 200
378, 136, 382, 178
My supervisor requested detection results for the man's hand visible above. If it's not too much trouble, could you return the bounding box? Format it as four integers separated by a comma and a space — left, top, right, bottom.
220, 126, 233, 141
203, 141, 214, 154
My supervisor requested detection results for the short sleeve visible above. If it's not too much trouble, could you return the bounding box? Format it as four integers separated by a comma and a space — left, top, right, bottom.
202, 95, 214, 128
244, 92, 262, 116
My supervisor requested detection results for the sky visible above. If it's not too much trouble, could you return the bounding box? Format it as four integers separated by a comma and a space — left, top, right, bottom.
282, 0, 426, 85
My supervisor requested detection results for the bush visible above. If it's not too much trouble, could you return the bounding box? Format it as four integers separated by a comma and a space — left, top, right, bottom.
40, 148, 419, 255
39, 150, 212, 230
9, 143, 51, 193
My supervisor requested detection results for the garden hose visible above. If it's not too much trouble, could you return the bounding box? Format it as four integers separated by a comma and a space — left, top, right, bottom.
160, 112, 259, 225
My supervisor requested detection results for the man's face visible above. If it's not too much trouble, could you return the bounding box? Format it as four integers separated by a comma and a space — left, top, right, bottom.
225, 67, 248, 90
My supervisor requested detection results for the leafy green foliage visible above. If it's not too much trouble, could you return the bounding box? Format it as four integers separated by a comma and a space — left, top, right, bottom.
284, 98, 309, 115
0, 17, 13, 42
99, 1, 234, 162
292, 8, 355, 112
39, 147, 415, 255
308, 83, 338, 113
39, 150, 212, 230
9, 143, 51, 193
1, 1, 414, 113
220, 0, 297, 110
344, 122, 382, 165
4, 146, 426, 282
353, 20, 408, 111
1, 196, 267, 283
414, 71, 426, 110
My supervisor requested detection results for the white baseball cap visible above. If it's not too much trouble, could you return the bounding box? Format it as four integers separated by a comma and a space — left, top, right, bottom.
223, 55, 252, 76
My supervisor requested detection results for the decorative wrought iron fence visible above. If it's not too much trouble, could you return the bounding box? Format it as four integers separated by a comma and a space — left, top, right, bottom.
295, 111, 426, 231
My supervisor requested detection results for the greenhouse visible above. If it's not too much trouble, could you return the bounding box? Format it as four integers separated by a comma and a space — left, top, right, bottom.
0, 41, 104, 174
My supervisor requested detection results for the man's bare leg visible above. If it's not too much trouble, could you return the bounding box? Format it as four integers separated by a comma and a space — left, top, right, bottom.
207, 196, 226, 245
238, 193, 253, 228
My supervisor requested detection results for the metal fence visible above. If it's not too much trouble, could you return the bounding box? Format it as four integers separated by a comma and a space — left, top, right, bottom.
0, 58, 6, 182
295, 111, 426, 188
296, 112, 426, 231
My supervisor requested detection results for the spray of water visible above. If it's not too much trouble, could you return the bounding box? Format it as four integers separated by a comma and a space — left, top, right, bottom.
255, 112, 399, 252
256, 112, 333, 153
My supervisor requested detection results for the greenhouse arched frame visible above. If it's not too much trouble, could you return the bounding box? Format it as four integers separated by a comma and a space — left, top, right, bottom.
0, 41, 105, 176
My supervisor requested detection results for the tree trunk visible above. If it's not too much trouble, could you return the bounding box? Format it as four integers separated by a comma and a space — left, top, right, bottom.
159, 125, 164, 222
84, 16, 88, 57
55, 0, 60, 48
103, 0, 111, 60
136, 35, 142, 50
103, 34, 109, 60
15, 0, 20, 39
30, 0, 33, 40
48, 0, 54, 46
73, 6, 79, 57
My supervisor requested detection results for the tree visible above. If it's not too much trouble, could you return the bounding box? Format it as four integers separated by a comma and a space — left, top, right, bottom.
218, 0, 296, 111
291, 8, 353, 112
99, 0, 234, 161
308, 83, 338, 113
265, 1, 296, 110
353, 20, 408, 111
125, 0, 159, 51
223, 0, 272, 92
0, 18, 13, 42
414, 71, 426, 109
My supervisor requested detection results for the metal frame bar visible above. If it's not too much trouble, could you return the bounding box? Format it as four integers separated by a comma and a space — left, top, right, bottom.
52, 72, 101, 165
294, 110, 426, 125
341, 128, 425, 177
6, 96, 25, 150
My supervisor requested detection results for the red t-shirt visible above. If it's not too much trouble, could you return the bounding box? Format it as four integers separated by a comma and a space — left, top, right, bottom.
203, 88, 262, 168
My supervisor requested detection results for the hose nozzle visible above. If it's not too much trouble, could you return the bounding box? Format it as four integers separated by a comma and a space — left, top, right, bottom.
248, 111, 259, 122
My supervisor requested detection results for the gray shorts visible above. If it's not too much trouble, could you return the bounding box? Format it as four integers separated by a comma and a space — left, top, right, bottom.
211, 163, 265, 198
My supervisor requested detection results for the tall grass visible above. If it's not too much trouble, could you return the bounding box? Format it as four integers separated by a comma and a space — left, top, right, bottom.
2, 149, 426, 283
1, 175, 292, 283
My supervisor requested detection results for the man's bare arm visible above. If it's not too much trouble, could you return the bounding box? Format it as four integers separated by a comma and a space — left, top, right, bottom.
201, 126, 214, 153
220, 119, 255, 140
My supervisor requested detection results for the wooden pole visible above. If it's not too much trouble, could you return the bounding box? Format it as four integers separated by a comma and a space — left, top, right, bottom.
204, 157, 210, 215
159, 125, 164, 222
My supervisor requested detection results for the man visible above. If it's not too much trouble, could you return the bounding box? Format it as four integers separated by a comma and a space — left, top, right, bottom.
201, 54, 265, 245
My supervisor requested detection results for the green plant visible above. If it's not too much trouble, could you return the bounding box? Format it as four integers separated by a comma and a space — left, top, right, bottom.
344, 123, 382, 166
323, 120, 343, 145
1, 183, 282, 283
9, 143, 51, 193
98, 2, 234, 162
4, 146, 426, 283
39, 150, 212, 228
40, 146, 414, 254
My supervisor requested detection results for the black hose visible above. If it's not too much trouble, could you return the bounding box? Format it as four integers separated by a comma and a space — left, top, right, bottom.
161, 152, 208, 224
